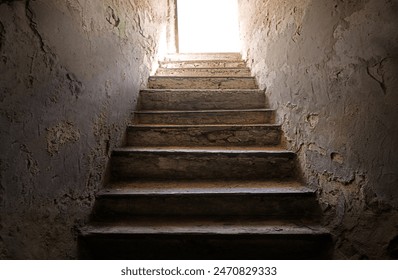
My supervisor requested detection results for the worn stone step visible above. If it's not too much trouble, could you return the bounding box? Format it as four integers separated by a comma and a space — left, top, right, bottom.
79, 219, 332, 259
138, 89, 267, 111
111, 147, 297, 180
134, 109, 274, 125
160, 60, 247, 69
93, 180, 320, 219
164, 53, 242, 61
127, 124, 281, 147
148, 77, 257, 89
156, 67, 251, 77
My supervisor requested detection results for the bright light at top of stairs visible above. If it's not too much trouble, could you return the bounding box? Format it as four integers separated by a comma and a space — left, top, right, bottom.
177, 0, 240, 53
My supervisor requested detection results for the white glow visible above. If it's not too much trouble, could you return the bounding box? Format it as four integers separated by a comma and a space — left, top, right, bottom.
177, 0, 240, 53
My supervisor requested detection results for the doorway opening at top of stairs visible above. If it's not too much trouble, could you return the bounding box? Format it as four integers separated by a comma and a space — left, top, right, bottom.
176, 0, 241, 53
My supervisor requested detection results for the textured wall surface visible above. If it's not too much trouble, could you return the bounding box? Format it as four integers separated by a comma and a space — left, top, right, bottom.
0, 0, 167, 259
238, 0, 398, 259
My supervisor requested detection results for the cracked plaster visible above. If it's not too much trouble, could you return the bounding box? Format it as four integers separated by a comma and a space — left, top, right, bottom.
0, 0, 167, 259
238, 0, 398, 259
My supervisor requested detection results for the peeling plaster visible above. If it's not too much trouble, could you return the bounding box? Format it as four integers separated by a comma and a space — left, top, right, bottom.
46, 122, 80, 156
0, 0, 167, 259
238, 0, 398, 259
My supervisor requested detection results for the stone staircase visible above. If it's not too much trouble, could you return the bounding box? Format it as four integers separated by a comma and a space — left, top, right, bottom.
78, 53, 332, 259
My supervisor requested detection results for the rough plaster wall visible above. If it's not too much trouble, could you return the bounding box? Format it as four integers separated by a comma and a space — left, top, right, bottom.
0, 0, 167, 259
238, 0, 398, 259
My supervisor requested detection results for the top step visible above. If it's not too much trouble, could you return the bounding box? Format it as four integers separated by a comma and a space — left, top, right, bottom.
164, 53, 242, 61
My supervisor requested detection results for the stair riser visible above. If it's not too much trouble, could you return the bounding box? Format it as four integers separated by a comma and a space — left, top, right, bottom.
160, 61, 247, 69
127, 126, 281, 146
94, 194, 319, 218
111, 152, 297, 180
79, 234, 332, 260
148, 77, 257, 89
164, 53, 242, 61
156, 68, 251, 77
134, 111, 274, 125
138, 90, 266, 111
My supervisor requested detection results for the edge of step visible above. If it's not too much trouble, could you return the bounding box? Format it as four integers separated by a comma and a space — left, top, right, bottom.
164, 53, 242, 61
134, 109, 274, 114
112, 146, 296, 156
97, 180, 314, 197
158, 60, 248, 69
140, 89, 264, 93
80, 219, 329, 236
127, 124, 281, 128
155, 67, 252, 77
149, 76, 255, 80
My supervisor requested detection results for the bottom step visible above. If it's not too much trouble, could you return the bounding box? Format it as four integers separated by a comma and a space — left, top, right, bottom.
79, 220, 332, 260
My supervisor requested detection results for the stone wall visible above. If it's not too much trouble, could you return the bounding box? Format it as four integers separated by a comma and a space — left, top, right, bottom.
0, 0, 167, 259
238, 0, 398, 259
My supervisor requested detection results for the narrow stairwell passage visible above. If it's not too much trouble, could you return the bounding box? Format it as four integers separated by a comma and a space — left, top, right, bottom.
79, 53, 332, 260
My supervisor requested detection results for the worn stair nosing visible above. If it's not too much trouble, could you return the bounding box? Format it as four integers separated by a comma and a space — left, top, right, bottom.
97, 187, 315, 197
164, 53, 242, 61
149, 76, 255, 79
155, 68, 252, 76
157, 67, 251, 71
112, 147, 295, 156
158, 61, 248, 70
160, 60, 245, 63
140, 89, 263, 93
128, 124, 281, 128
135, 109, 273, 114
81, 222, 329, 236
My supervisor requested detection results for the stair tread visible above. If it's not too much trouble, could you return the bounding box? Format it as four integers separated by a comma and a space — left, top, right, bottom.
113, 146, 292, 153
166, 52, 241, 56
164, 53, 242, 62
129, 124, 280, 128
141, 89, 262, 92
161, 60, 244, 63
135, 109, 272, 113
99, 180, 312, 195
150, 76, 255, 79
157, 67, 250, 70
81, 220, 328, 236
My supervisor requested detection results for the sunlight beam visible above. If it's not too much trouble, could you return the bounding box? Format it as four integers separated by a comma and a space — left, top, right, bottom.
177, 0, 240, 53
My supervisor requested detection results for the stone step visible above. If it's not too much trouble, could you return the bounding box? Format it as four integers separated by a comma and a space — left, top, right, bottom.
160, 60, 247, 69
93, 180, 320, 219
111, 147, 297, 180
148, 76, 257, 90
133, 109, 275, 125
79, 219, 332, 259
138, 89, 267, 111
156, 67, 251, 77
164, 53, 242, 61
127, 124, 281, 147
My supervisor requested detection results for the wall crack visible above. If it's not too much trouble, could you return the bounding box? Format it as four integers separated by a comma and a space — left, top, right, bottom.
25, 0, 46, 53
367, 58, 390, 95
0, 21, 4, 52
106, 6, 120, 27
